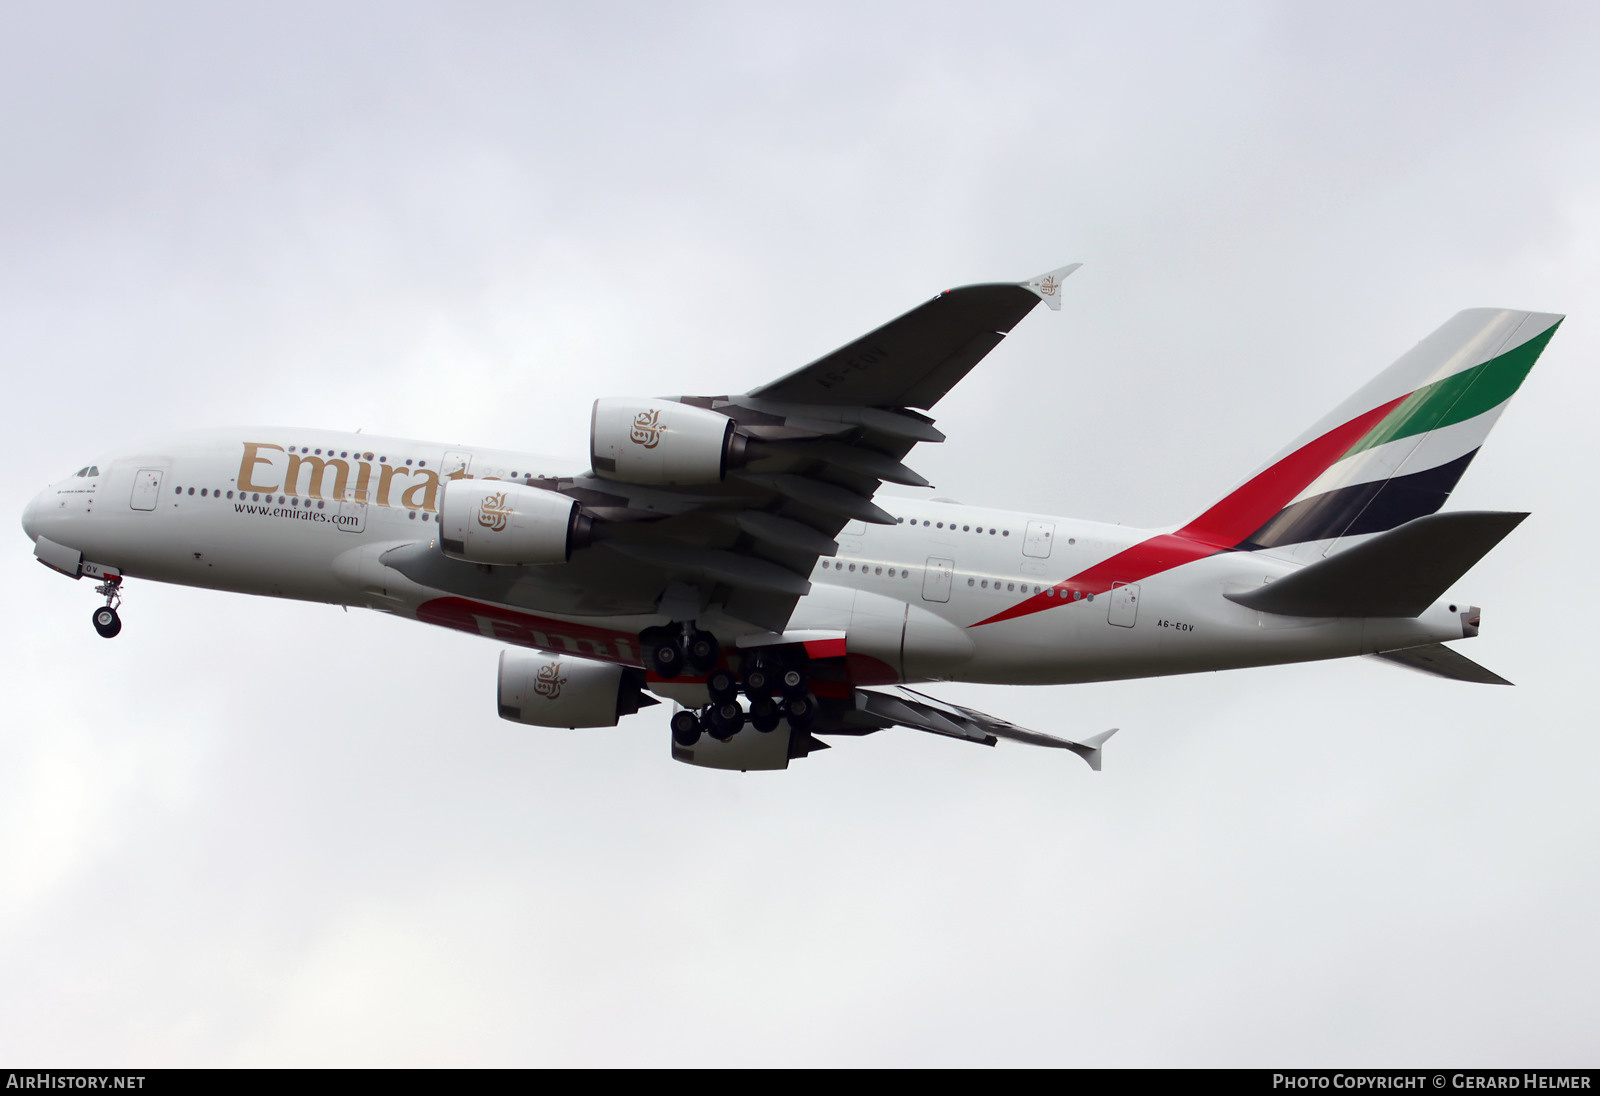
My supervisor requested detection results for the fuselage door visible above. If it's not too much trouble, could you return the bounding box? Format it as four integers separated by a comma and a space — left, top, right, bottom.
1023, 520, 1055, 559
922, 557, 954, 603
129, 468, 163, 511
441, 450, 473, 478
336, 500, 367, 533
1108, 581, 1140, 628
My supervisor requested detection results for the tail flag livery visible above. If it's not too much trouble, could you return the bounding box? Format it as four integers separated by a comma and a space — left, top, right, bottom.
973, 308, 1560, 630
1198, 308, 1562, 554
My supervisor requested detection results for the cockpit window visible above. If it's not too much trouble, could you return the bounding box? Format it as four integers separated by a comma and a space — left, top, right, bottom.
88, 466, 99, 476
74, 467, 88, 477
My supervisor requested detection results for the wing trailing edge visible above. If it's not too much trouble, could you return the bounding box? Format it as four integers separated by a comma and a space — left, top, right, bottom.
745, 263, 1080, 409
851, 685, 1117, 770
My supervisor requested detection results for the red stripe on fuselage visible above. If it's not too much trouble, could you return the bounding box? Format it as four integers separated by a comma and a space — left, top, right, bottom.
970, 395, 1406, 628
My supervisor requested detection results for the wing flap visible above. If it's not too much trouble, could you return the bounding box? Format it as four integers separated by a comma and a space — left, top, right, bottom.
735, 472, 899, 526
854, 686, 1117, 770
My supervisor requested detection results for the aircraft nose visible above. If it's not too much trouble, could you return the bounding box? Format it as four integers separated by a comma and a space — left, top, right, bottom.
21, 490, 40, 543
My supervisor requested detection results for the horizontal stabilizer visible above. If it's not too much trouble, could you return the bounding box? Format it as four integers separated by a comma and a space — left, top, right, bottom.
1225, 510, 1527, 617
1373, 643, 1512, 685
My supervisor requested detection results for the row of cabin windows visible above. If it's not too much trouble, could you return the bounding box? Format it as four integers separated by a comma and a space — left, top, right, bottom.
169, 486, 440, 521
177, 486, 328, 505
888, 517, 1078, 548
820, 557, 1093, 600
897, 517, 1009, 536
819, 561, 911, 578
283, 446, 413, 466
967, 578, 1092, 599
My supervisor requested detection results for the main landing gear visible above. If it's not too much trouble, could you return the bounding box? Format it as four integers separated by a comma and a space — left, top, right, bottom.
665, 644, 818, 748
91, 576, 123, 639
641, 623, 721, 678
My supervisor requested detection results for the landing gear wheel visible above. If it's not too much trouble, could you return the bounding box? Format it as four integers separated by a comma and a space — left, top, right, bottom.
741, 656, 774, 697
781, 692, 817, 731
748, 695, 780, 733
779, 666, 808, 697
670, 709, 703, 747
92, 606, 121, 639
706, 699, 745, 740
706, 668, 738, 703
646, 638, 683, 679
686, 630, 720, 674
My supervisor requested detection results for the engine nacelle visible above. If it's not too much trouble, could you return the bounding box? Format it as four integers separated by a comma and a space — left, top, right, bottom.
590, 398, 748, 485
670, 720, 795, 771
440, 479, 591, 565
497, 650, 656, 729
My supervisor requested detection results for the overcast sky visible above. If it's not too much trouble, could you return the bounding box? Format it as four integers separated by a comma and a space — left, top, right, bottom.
4, 1, 1598, 1067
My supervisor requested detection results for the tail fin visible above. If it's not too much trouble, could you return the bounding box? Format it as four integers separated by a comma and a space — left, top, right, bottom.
1173, 309, 1561, 554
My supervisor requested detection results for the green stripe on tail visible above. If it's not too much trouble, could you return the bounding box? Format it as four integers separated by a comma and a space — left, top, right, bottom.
1343, 320, 1560, 458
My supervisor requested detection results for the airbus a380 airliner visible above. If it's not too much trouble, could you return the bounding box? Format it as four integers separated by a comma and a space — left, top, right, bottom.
21, 266, 1561, 771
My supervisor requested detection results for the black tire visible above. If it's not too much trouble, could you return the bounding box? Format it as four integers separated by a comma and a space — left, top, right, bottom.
686, 630, 720, 674
782, 692, 817, 731
670, 709, 702, 747
706, 668, 738, 703
647, 640, 683, 679
749, 696, 780, 733
92, 606, 121, 639
742, 658, 773, 697
706, 699, 745, 740
779, 666, 808, 697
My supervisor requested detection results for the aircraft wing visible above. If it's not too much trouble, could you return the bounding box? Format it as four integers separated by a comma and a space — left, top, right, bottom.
667, 264, 1078, 629
386, 265, 1079, 633
746, 263, 1081, 409
837, 685, 1118, 770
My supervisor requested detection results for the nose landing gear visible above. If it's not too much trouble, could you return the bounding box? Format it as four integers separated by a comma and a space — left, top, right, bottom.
91, 576, 123, 639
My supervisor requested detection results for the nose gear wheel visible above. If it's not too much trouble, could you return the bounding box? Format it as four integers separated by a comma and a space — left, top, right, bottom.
92, 606, 121, 639
91, 576, 123, 639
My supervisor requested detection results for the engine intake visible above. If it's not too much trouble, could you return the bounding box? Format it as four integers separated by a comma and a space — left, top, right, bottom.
440, 480, 591, 565
590, 398, 749, 485
498, 650, 657, 728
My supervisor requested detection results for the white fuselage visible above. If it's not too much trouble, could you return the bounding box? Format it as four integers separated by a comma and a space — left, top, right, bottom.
23, 429, 1473, 686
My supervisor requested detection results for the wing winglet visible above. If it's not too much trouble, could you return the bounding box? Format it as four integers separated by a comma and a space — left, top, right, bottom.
1064, 727, 1119, 772
1021, 263, 1082, 311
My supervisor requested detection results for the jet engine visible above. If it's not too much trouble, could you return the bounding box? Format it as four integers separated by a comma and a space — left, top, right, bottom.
590, 398, 749, 485
497, 650, 657, 729
440, 480, 592, 565
669, 719, 795, 770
